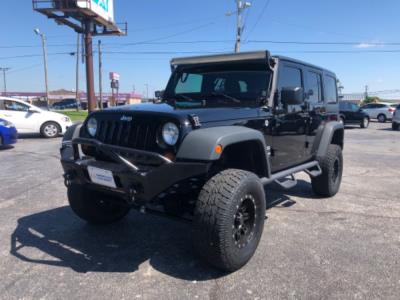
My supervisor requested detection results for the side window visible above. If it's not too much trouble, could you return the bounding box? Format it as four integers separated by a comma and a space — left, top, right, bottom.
324, 75, 338, 103
4, 100, 29, 112
306, 71, 323, 103
351, 103, 359, 112
175, 73, 203, 94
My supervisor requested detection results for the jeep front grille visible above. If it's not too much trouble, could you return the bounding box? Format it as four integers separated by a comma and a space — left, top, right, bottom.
95, 119, 159, 151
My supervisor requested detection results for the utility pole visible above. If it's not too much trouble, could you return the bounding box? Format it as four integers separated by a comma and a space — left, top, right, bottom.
0, 67, 10, 96
84, 20, 96, 112
98, 40, 103, 110
145, 83, 149, 99
364, 85, 369, 100
34, 28, 50, 107
234, 1, 251, 53
75, 33, 80, 111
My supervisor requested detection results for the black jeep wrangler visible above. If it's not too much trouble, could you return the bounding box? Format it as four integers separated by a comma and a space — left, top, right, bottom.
61, 51, 344, 272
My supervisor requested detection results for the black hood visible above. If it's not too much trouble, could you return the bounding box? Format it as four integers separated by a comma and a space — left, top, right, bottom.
106, 102, 259, 124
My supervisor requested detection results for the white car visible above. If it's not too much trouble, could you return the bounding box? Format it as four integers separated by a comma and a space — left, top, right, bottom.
0, 97, 73, 138
361, 102, 397, 123
393, 104, 400, 130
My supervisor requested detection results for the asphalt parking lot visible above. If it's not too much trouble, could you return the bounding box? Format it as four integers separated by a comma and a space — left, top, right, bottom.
0, 122, 399, 299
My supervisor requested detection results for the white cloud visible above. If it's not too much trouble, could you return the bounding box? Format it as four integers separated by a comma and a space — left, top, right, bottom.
355, 43, 378, 49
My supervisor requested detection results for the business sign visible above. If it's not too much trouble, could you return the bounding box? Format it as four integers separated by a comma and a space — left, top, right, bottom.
109, 72, 120, 81
78, 0, 114, 23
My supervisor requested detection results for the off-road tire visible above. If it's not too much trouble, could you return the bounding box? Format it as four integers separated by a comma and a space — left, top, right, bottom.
377, 114, 387, 123
312, 145, 343, 197
393, 122, 399, 131
193, 169, 266, 272
40, 121, 60, 138
360, 117, 369, 128
68, 185, 130, 224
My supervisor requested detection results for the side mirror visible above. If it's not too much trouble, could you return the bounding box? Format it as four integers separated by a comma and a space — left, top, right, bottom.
28, 108, 40, 113
281, 87, 304, 105
155, 90, 164, 99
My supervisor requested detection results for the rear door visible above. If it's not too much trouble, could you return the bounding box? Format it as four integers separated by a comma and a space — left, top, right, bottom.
304, 68, 324, 155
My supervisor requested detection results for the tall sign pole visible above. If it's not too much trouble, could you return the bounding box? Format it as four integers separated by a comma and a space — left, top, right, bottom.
98, 40, 103, 110
33, 0, 127, 113
234, 1, 251, 53
84, 20, 96, 112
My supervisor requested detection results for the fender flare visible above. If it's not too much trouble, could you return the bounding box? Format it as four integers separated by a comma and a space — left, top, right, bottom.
176, 126, 271, 175
62, 122, 83, 143
313, 121, 344, 159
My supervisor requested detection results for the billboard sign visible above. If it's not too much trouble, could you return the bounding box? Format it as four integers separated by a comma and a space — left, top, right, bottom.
78, 0, 114, 23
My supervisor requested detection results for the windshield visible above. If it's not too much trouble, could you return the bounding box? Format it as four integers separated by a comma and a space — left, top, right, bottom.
164, 64, 271, 107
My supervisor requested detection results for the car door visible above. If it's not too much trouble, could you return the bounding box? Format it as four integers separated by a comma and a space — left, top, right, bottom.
267, 62, 307, 172
2, 100, 38, 133
304, 69, 325, 154
350, 103, 363, 122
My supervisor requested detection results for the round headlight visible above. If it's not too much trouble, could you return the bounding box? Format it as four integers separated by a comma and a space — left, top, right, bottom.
162, 122, 179, 146
87, 117, 98, 137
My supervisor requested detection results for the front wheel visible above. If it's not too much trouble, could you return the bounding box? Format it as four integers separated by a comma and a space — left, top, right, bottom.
311, 145, 343, 197
193, 169, 266, 272
40, 122, 60, 138
360, 117, 369, 128
68, 185, 130, 224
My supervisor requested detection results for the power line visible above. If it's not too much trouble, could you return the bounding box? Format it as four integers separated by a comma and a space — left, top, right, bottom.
245, 0, 272, 41
0, 52, 77, 60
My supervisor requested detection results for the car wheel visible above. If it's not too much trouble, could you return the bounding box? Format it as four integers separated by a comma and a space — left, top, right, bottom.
193, 169, 266, 272
68, 185, 130, 224
0, 135, 3, 147
311, 144, 343, 197
360, 117, 369, 128
377, 114, 387, 123
393, 123, 400, 131
40, 122, 60, 138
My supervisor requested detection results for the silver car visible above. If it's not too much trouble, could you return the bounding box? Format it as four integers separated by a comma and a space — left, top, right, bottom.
393, 104, 400, 130
361, 102, 397, 123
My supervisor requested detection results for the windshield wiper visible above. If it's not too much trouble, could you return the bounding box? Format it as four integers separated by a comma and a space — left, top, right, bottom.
209, 92, 241, 104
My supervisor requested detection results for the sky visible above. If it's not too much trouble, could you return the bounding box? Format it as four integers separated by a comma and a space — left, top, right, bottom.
1, 0, 400, 98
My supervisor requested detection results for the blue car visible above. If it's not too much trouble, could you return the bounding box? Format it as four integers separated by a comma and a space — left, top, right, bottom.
0, 118, 18, 147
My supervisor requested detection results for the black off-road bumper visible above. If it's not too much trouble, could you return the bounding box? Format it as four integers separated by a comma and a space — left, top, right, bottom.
60, 138, 210, 205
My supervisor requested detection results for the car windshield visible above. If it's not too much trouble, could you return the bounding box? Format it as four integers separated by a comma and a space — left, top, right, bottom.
164, 64, 271, 107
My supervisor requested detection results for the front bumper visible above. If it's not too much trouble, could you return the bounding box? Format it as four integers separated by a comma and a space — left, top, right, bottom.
2, 127, 18, 145
61, 138, 210, 205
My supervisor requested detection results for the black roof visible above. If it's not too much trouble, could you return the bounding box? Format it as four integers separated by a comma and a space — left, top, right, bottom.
273, 55, 336, 76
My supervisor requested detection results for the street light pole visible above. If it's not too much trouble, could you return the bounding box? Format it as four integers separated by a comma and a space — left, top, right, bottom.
34, 28, 50, 107
98, 40, 103, 110
76, 33, 80, 111
0, 67, 10, 96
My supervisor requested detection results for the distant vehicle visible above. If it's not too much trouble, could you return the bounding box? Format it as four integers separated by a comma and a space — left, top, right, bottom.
0, 97, 73, 138
392, 104, 400, 130
361, 102, 396, 123
52, 99, 80, 110
339, 101, 369, 128
0, 118, 17, 147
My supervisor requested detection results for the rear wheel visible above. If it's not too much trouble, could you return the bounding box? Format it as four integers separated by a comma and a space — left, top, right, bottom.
311, 145, 343, 197
360, 117, 369, 128
377, 114, 387, 123
40, 122, 60, 138
68, 185, 130, 224
193, 169, 266, 272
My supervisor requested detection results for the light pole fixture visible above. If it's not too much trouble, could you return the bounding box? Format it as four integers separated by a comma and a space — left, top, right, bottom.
34, 28, 50, 107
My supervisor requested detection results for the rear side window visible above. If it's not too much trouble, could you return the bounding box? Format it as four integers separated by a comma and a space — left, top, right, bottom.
307, 71, 323, 103
324, 75, 338, 103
